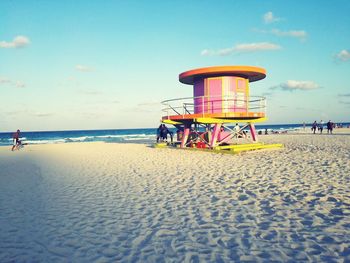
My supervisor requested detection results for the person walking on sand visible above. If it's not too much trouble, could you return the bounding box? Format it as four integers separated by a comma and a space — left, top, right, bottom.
312, 121, 317, 134
11, 129, 20, 151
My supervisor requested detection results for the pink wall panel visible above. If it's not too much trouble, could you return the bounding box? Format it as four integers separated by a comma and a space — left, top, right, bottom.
208, 78, 222, 113
194, 80, 205, 113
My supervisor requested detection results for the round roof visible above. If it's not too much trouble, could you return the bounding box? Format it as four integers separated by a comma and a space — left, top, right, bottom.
179, 66, 266, 85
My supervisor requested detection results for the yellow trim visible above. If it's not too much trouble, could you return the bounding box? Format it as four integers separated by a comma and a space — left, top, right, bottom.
246, 78, 249, 112
162, 119, 182, 125
195, 118, 233, 124
195, 117, 267, 124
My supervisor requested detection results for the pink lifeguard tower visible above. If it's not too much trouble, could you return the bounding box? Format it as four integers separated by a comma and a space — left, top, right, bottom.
160, 66, 282, 152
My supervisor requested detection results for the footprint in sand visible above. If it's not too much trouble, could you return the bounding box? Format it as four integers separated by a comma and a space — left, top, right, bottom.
238, 194, 249, 201
330, 208, 343, 216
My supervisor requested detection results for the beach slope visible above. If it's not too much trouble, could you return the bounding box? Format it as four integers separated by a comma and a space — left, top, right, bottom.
1, 134, 350, 262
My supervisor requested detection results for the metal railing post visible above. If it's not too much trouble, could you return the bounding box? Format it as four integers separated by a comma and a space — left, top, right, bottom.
183, 103, 185, 118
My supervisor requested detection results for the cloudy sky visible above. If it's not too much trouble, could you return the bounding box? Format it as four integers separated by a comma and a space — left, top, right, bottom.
1, 0, 349, 131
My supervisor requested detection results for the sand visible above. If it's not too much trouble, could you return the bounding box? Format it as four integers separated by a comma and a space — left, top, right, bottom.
1, 131, 350, 262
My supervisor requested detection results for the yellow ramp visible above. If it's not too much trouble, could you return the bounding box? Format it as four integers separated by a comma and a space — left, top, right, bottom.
215, 143, 283, 153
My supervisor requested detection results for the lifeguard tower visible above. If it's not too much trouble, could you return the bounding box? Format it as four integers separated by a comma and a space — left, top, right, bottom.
160, 66, 282, 153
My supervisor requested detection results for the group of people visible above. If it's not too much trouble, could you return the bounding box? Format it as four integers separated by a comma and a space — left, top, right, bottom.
311, 120, 334, 134
156, 124, 173, 143
156, 123, 247, 144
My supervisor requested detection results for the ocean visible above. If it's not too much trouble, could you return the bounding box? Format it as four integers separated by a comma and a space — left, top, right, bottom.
1, 123, 349, 146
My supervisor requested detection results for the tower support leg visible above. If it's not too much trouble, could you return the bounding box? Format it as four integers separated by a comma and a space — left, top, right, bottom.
181, 125, 190, 148
210, 123, 222, 148
249, 123, 258, 142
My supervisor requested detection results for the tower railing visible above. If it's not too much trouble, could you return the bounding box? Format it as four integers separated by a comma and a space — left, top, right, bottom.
161, 95, 266, 119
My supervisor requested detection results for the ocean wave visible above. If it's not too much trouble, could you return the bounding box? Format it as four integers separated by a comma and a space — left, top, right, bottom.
24, 139, 66, 144
17, 134, 155, 145
0, 132, 156, 146
124, 136, 155, 141
7, 137, 27, 141
65, 136, 94, 142
95, 134, 149, 138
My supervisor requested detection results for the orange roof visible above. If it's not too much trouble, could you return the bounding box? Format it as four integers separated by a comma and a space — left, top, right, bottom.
179, 66, 266, 85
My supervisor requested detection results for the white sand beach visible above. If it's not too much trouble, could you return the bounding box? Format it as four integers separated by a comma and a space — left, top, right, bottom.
1, 132, 350, 262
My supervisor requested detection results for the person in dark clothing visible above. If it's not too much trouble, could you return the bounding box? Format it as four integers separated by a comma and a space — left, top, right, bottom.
11, 129, 20, 151
156, 124, 162, 143
312, 121, 317, 134
319, 120, 324, 134
327, 120, 333, 134
160, 124, 173, 142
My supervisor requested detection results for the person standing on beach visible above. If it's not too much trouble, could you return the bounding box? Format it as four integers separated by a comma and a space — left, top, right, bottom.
327, 120, 333, 134
11, 129, 20, 151
234, 123, 240, 134
312, 121, 317, 134
156, 124, 162, 143
319, 120, 324, 134
160, 124, 172, 142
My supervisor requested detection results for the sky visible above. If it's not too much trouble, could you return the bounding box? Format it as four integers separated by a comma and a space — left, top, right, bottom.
1, 0, 350, 131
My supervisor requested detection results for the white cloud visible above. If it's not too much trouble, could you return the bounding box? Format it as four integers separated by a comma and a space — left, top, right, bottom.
235, 42, 281, 52
271, 29, 307, 40
34, 112, 54, 117
5, 110, 24, 116
254, 28, 307, 41
0, 35, 30, 48
0, 77, 11, 84
263, 11, 281, 24
200, 49, 211, 56
338, 93, 350, 97
335, 49, 350, 62
201, 42, 281, 56
0, 76, 25, 88
271, 80, 320, 91
75, 64, 94, 72
14, 81, 25, 88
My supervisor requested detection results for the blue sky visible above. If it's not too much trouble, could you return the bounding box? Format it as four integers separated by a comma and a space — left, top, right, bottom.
1, 0, 350, 131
